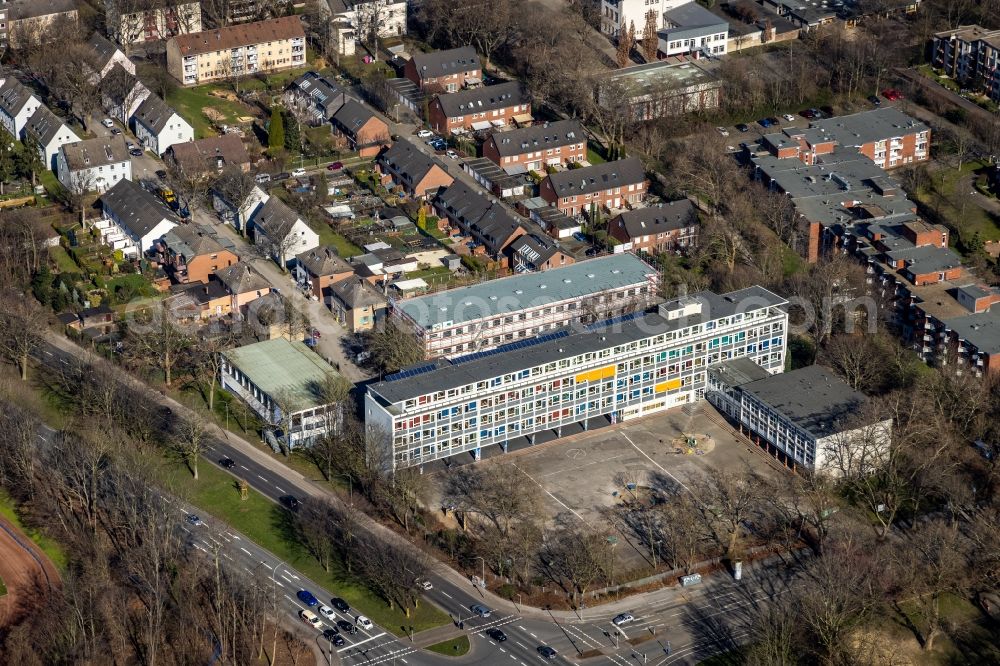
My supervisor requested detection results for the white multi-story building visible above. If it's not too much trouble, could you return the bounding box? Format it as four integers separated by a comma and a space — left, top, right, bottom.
95, 178, 178, 259
366, 286, 789, 471
0, 77, 42, 139
391, 254, 660, 359
601, 0, 686, 37
23, 105, 80, 172
323, 0, 407, 39
132, 94, 194, 156
932, 25, 1000, 104
707, 359, 892, 475
106, 0, 202, 46
56, 135, 133, 194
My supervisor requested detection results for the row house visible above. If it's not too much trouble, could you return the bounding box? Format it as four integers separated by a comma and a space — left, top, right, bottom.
433, 181, 526, 263
100, 64, 150, 125
0, 77, 41, 139
85, 31, 133, 84
390, 252, 660, 359
23, 105, 80, 172
428, 81, 530, 135
295, 245, 354, 302
404, 46, 482, 93
331, 100, 390, 158
540, 157, 648, 216
284, 71, 358, 126
57, 135, 133, 194
482, 119, 586, 174
376, 141, 454, 199
506, 233, 575, 274
166, 16, 306, 85
157, 224, 239, 284
95, 178, 178, 259
608, 200, 699, 253
132, 93, 194, 156
106, 0, 202, 46
932, 25, 1000, 104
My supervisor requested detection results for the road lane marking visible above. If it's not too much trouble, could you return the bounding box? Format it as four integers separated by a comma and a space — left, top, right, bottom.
275, 486, 286, 494
240, 547, 252, 555
336, 632, 386, 652
440, 591, 452, 599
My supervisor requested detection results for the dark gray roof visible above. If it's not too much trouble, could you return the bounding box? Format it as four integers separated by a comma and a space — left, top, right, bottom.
0, 77, 38, 118
957, 284, 992, 301
330, 275, 385, 309
487, 119, 584, 158
288, 71, 355, 120
373, 286, 786, 402
24, 105, 72, 146
944, 309, 1000, 355
87, 31, 121, 71
660, 2, 728, 42
546, 157, 646, 198
809, 107, 928, 148
708, 357, 771, 388
471, 203, 523, 255
134, 94, 182, 134
411, 46, 481, 80
8, 0, 76, 21
435, 181, 493, 226
331, 100, 379, 135
163, 224, 228, 260
612, 200, 697, 238
888, 245, 963, 275
60, 135, 130, 170
216, 261, 270, 295
507, 233, 564, 268
379, 141, 445, 185
100, 179, 177, 238
739, 365, 867, 438
296, 246, 351, 276
251, 197, 304, 240
435, 81, 527, 118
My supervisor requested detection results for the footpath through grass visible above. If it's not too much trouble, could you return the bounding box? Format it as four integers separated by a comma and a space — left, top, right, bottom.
161, 459, 450, 636
425, 635, 470, 657
0, 490, 69, 571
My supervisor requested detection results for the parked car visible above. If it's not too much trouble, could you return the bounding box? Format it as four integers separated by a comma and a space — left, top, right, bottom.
327, 161, 344, 171
882, 88, 903, 101
218, 456, 236, 469
291, 167, 307, 177
445, 149, 459, 159
613, 613, 634, 626
186, 514, 204, 526
255, 173, 271, 184
573, 231, 588, 242
336, 619, 357, 634
800, 109, 816, 119
155, 169, 168, 179
129, 148, 143, 157
299, 610, 323, 630
318, 605, 336, 620
757, 117, 774, 128
486, 628, 507, 642
111, 128, 122, 135
296, 589, 319, 607
868, 95, 881, 106
280, 495, 300, 511
324, 629, 345, 646
537, 646, 558, 660
273, 172, 291, 181
355, 615, 373, 631
716, 126, 729, 136
767, 116, 780, 126
585, 247, 600, 257
417, 129, 434, 138
101, 118, 115, 128
782, 113, 795, 122
331, 597, 350, 613
735, 123, 750, 132
416, 579, 433, 590
471, 604, 491, 618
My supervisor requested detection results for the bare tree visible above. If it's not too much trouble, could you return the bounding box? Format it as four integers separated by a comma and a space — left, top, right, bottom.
124, 300, 191, 387
0, 291, 48, 380
540, 520, 609, 607
171, 412, 210, 480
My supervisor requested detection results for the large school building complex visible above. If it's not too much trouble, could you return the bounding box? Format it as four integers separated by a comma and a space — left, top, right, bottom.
365, 286, 789, 471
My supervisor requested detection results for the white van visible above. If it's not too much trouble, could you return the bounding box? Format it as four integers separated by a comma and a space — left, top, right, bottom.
300, 609, 323, 630
254, 173, 271, 184
355, 615, 373, 631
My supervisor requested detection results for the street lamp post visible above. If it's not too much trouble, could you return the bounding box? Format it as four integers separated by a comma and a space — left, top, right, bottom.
334, 473, 354, 505
473, 556, 485, 587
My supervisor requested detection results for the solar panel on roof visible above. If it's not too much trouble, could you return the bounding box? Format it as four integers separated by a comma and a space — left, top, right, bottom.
385, 362, 439, 382
449, 329, 569, 366
586, 311, 643, 331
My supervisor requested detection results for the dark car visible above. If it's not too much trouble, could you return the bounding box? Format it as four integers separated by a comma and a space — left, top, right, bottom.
331, 597, 350, 613
735, 123, 750, 132
585, 247, 600, 257
280, 495, 300, 511
323, 629, 345, 646
486, 628, 508, 642
110, 127, 122, 135
868, 95, 881, 106
800, 109, 815, 119
766, 116, 780, 126
129, 148, 143, 157
573, 231, 587, 243
537, 646, 558, 659
219, 457, 236, 469
296, 589, 319, 607
757, 117, 774, 128
336, 619, 357, 634
327, 161, 344, 171
273, 172, 291, 181
155, 169, 168, 179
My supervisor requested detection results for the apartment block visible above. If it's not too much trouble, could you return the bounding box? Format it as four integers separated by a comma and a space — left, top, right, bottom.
366, 286, 789, 471
166, 16, 306, 85
540, 157, 648, 216
390, 253, 660, 358
107, 0, 201, 45
482, 120, 586, 174
932, 25, 1000, 104
609, 200, 699, 253
403, 46, 482, 93
427, 82, 530, 135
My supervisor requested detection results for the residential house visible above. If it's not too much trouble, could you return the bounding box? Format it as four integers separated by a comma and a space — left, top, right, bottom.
7, 0, 78, 48
284, 71, 357, 126
609, 200, 699, 253
106, 0, 202, 46
462, 157, 528, 198
165, 279, 232, 320
328, 275, 385, 332
57, 135, 132, 193
601, 59, 722, 120
376, 141, 454, 199
463, 203, 526, 263
167, 134, 252, 177
506, 233, 575, 273
520, 199, 584, 240
0, 77, 42, 139
708, 359, 892, 474
403, 46, 482, 93
95, 178, 179, 258
601, 0, 685, 37
216, 261, 271, 312
23, 105, 80, 171
159, 224, 239, 283
85, 31, 133, 84
166, 16, 306, 85
323, 0, 407, 39
211, 177, 269, 232
353, 247, 418, 280
99, 64, 151, 125
331, 100, 390, 157
932, 25, 1000, 104
539, 157, 648, 216
58, 304, 117, 337
220, 338, 345, 447
428, 81, 530, 135
132, 94, 194, 155
249, 197, 320, 267
482, 119, 586, 174
657, 2, 729, 57
218, 0, 288, 24
760, 0, 838, 30
295, 246, 354, 301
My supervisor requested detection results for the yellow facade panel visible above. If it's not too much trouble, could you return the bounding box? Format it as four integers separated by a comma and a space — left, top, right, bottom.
655, 378, 682, 393
575, 365, 616, 383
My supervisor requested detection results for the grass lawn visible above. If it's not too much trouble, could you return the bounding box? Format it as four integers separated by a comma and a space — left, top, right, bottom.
49, 245, 79, 273
38, 169, 61, 197
161, 459, 451, 636
587, 144, 606, 164
0, 490, 69, 571
167, 85, 256, 139
313, 222, 363, 257
425, 636, 470, 657
915, 160, 1000, 245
